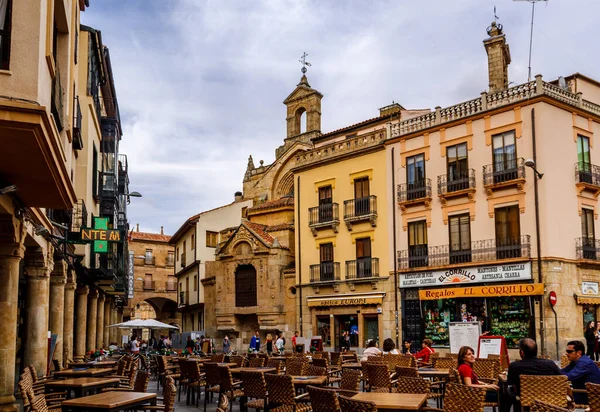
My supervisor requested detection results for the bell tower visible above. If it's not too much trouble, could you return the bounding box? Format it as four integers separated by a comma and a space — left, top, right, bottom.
283, 53, 323, 142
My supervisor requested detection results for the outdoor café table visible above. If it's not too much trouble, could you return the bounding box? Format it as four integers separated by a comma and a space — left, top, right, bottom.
46, 377, 120, 398
61, 391, 157, 411
417, 368, 450, 379
351, 392, 428, 411
54, 368, 114, 379
67, 361, 117, 369
290, 375, 328, 387
341, 362, 362, 369
270, 356, 287, 362
229, 367, 277, 375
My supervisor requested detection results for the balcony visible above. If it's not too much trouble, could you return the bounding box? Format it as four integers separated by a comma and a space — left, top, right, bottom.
576, 237, 600, 261
397, 235, 531, 270
310, 262, 340, 283
166, 256, 175, 267
397, 179, 432, 210
343, 195, 377, 231
308, 203, 340, 236
51, 63, 64, 132
143, 280, 155, 291
482, 158, 526, 193
437, 169, 476, 204
345, 258, 379, 280
181, 252, 186, 267
72, 96, 83, 150
166, 281, 177, 292
575, 162, 600, 197
179, 291, 189, 307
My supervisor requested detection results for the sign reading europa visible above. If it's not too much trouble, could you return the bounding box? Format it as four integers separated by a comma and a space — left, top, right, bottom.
80, 228, 123, 242
307, 294, 385, 307
419, 283, 544, 300
400, 262, 532, 288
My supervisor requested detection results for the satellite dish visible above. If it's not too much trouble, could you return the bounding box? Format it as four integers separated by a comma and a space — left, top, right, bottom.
558, 76, 568, 90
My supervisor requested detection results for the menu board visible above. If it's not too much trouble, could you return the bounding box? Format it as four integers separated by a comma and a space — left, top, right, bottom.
478, 337, 502, 358
448, 322, 481, 354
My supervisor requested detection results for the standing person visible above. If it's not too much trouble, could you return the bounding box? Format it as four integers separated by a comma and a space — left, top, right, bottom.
276, 333, 285, 354
360, 339, 381, 361
340, 331, 347, 353
457, 346, 498, 402
561, 340, 600, 404
223, 335, 231, 354
249, 330, 261, 353
292, 331, 299, 352
344, 331, 351, 352
382, 338, 400, 355
413, 339, 435, 365
186, 336, 194, 352
263, 334, 273, 356
585, 321, 596, 359
130, 335, 140, 354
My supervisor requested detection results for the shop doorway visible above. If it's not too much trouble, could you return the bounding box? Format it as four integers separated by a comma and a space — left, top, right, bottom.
364, 316, 379, 346
316, 316, 331, 348
335, 315, 359, 350
583, 305, 596, 332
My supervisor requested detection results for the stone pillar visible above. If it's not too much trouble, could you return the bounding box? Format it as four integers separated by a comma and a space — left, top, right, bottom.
0, 215, 26, 412
108, 305, 116, 344
96, 294, 105, 349
63, 271, 76, 364
23, 247, 52, 378
49, 260, 67, 365
86, 289, 98, 351
74, 286, 89, 360
103, 298, 111, 347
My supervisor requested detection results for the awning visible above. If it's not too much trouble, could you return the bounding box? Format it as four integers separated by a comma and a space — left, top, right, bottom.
419, 283, 544, 301
307, 292, 386, 307
575, 295, 600, 305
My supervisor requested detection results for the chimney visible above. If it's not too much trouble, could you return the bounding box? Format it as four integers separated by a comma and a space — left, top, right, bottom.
136, 223, 139, 232
483, 21, 511, 93
160, 226, 164, 235
379, 102, 404, 118
234, 191, 243, 202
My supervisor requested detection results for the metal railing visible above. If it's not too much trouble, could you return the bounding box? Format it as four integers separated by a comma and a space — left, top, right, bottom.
576, 237, 600, 260
166, 281, 177, 291
308, 203, 339, 226
438, 169, 476, 195
143, 280, 155, 291
575, 162, 600, 187
397, 179, 432, 203
309, 262, 340, 283
483, 158, 525, 186
73, 96, 83, 150
398, 235, 531, 269
346, 258, 379, 279
343, 195, 377, 220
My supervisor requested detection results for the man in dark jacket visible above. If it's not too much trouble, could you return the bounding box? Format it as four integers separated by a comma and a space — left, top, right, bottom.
561, 340, 600, 404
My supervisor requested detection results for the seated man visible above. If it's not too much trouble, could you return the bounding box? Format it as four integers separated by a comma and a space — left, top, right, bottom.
507, 338, 561, 409
561, 340, 600, 404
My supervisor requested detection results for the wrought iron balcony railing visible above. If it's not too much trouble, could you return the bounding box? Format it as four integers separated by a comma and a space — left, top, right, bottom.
309, 203, 340, 226
483, 158, 525, 186
346, 258, 379, 279
576, 237, 600, 260
73, 96, 83, 150
310, 262, 340, 283
343, 196, 377, 221
397, 179, 432, 203
438, 169, 476, 195
398, 235, 531, 269
143, 280, 155, 291
575, 162, 600, 187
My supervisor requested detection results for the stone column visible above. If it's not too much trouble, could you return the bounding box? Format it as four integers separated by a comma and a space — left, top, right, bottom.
23, 247, 52, 378
103, 298, 111, 347
96, 294, 105, 349
73, 286, 89, 360
63, 271, 76, 364
86, 289, 98, 351
0, 215, 26, 412
49, 260, 67, 365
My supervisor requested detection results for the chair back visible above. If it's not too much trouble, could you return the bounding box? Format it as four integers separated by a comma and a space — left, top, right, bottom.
203, 362, 222, 386
445, 352, 459, 359
52, 359, 61, 372
118, 358, 129, 375
162, 381, 177, 412
126, 362, 138, 387
330, 352, 342, 366
241, 371, 267, 399
432, 357, 456, 369
265, 374, 296, 406
340, 368, 361, 391
212, 353, 225, 363
266, 359, 282, 373
307, 385, 340, 412
285, 357, 307, 375
216, 394, 230, 412
28, 364, 41, 382
364, 362, 392, 392
312, 358, 328, 368
586, 382, 600, 412
473, 358, 499, 380
403, 354, 417, 367
338, 394, 377, 412
560, 355, 570, 368
395, 366, 419, 378
520, 375, 569, 408
367, 355, 384, 363
17, 376, 35, 409
249, 357, 265, 367
382, 354, 404, 372
443, 383, 486, 412
29, 394, 50, 412
449, 368, 460, 383
230, 355, 246, 367
396, 376, 431, 394
306, 365, 327, 377
134, 370, 150, 392
217, 365, 236, 392
312, 352, 323, 359
531, 400, 570, 411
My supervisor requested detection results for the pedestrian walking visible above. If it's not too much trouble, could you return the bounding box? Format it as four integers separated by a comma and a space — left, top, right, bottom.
585, 321, 596, 358
223, 334, 231, 354
263, 334, 273, 355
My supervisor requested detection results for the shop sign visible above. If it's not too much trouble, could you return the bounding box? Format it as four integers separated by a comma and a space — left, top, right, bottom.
307, 293, 385, 307
400, 262, 532, 288
127, 251, 134, 299
582, 282, 599, 295
418, 283, 544, 300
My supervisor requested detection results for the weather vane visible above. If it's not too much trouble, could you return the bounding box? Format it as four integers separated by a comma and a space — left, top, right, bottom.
299, 52, 311, 74
494, 6, 499, 24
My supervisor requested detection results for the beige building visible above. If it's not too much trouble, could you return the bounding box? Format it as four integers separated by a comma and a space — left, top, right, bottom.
388, 22, 600, 359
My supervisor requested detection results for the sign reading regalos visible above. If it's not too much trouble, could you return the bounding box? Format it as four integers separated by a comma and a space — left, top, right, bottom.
400, 262, 531, 288
418, 283, 544, 300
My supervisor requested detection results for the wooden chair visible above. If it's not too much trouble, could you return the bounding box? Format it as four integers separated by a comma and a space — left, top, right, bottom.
338, 394, 377, 412
530, 400, 570, 412
442, 383, 487, 412
218, 365, 245, 412
212, 353, 225, 363
364, 362, 397, 393
395, 366, 419, 378
312, 358, 328, 368
249, 357, 266, 367
28, 365, 52, 384
103, 370, 149, 392
241, 370, 268, 411
264, 374, 311, 412
367, 355, 384, 363
586, 382, 600, 412
307, 385, 340, 412
306, 365, 327, 377
286, 357, 308, 376
519, 375, 569, 411
266, 359, 283, 374
432, 357, 456, 370
18, 375, 65, 412
203, 362, 222, 412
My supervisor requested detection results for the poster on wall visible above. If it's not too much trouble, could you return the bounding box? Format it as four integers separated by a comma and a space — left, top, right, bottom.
582, 282, 599, 295
448, 322, 481, 354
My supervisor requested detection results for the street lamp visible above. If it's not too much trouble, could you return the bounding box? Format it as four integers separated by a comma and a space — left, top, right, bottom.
525, 157, 545, 356
127, 191, 142, 205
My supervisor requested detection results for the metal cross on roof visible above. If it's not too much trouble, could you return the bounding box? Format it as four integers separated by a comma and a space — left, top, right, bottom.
494, 6, 499, 24
299, 52, 311, 74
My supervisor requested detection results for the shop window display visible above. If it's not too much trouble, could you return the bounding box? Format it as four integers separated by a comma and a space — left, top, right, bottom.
488, 296, 533, 349
317, 317, 331, 347
423, 299, 458, 347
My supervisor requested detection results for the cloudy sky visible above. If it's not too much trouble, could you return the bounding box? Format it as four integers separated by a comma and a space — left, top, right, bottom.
81, 0, 599, 236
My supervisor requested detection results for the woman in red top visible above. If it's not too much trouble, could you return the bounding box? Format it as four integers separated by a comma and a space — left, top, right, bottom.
457, 346, 498, 401
414, 339, 435, 364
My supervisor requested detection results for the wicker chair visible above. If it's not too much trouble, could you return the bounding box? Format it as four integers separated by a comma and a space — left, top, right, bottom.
367, 355, 384, 363
307, 385, 340, 412
473, 358, 500, 384
432, 357, 456, 370
586, 382, 600, 412
338, 394, 377, 412
267, 359, 283, 374
218, 365, 245, 412
103, 370, 149, 393
241, 371, 268, 411
141, 380, 177, 412
560, 355, 570, 368
330, 352, 342, 367
230, 355, 246, 367
286, 358, 308, 376
338, 369, 361, 391
440, 383, 487, 412
395, 366, 419, 378
29, 394, 61, 412
217, 395, 230, 412
312, 358, 327, 368
382, 354, 406, 373
249, 357, 266, 367
264, 374, 311, 412
212, 353, 226, 363
364, 362, 397, 393
518, 375, 569, 411
395, 375, 443, 407
18, 375, 65, 412
306, 365, 327, 377
445, 353, 459, 359
203, 362, 222, 412
178, 360, 206, 406
530, 400, 570, 412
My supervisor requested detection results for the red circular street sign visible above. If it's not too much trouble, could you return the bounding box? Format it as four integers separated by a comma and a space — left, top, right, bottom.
549, 291, 557, 306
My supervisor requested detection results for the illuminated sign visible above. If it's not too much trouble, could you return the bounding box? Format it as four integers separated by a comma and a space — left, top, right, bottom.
81, 229, 122, 242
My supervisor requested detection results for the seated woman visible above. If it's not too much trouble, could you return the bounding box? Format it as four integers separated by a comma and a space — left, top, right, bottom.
360, 339, 382, 362
382, 338, 401, 355
457, 346, 498, 402
413, 339, 435, 365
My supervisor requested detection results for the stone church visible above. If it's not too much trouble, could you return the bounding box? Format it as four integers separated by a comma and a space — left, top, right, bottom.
202, 73, 322, 351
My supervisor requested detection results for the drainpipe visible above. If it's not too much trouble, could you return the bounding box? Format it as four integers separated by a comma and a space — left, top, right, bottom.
392, 147, 400, 348
297, 176, 303, 336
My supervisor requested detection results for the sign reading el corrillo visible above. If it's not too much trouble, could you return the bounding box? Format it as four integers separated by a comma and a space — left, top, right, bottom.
400, 262, 532, 288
